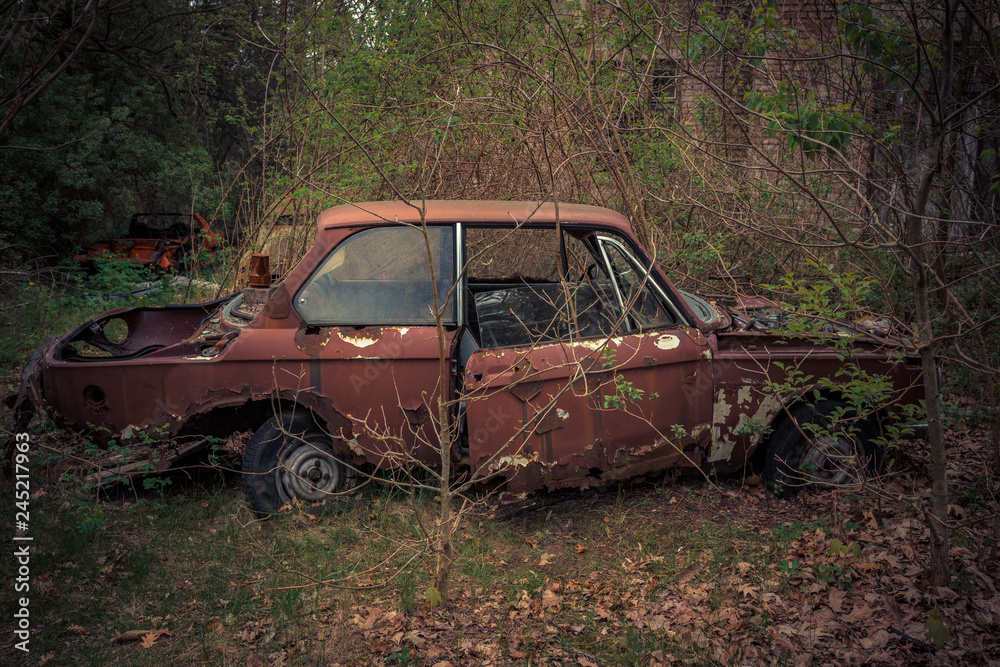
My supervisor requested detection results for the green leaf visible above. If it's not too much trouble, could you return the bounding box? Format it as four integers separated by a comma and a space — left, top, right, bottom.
925, 608, 952, 650
425, 586, 442, 609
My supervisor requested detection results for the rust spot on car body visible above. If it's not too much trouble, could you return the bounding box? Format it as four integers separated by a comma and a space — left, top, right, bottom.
535, 409, 565, 434
402, 404, 430, 426
509, 380, 543, 402
294, 326, 332, 355
73, 213, 222, 272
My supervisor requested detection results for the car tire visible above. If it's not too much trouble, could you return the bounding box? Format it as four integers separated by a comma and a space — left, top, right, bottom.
764, 400, 880, 496
241, 412, 358, 516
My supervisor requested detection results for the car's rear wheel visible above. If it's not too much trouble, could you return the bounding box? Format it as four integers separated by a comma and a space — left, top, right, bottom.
241, 412, 358, 516
764, 400, 880, 496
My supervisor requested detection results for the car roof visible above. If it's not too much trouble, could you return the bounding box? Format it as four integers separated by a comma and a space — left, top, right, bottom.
316, 200, 633, 233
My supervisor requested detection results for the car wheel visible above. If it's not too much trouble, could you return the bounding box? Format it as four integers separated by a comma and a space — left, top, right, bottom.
764, 400, 880, 496
242, 412, 358, 516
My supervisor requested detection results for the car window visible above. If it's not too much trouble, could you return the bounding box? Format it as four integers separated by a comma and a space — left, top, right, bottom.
465, 227, 595, 281
465, 227, 623, 347
296, 226, 455, 325
679, 290, 720, 326
601, 241, 678, 330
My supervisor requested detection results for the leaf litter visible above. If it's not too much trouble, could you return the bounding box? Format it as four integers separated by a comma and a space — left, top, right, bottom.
3, 428, 998, 665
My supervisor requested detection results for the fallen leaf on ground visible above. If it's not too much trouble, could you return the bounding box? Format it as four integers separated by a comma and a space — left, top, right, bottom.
114, 629, 171, 644
829, 588, 846, 613
859, 629, 891, 650
542, 589, 561, 609
677, 563, 699, 585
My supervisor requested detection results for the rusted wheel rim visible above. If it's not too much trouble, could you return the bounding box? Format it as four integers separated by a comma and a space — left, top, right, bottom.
800, 433, 860, 486
277, 436, 345, 505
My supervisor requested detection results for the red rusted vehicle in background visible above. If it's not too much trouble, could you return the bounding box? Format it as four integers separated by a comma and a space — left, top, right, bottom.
11, 201, 925, 514
74, 213, 222, 271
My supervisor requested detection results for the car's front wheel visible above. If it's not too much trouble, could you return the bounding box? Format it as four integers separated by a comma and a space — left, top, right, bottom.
764, 400, 880, 496
241, 412, 358, 516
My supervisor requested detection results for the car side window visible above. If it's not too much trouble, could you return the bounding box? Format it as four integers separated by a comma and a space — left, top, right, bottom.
601, 240, 678, 330
465, 227, 623, 348
296, 226, 455, 325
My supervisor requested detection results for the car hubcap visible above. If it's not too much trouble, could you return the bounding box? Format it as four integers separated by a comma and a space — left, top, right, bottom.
277, 436, 348, 505
800, 433, 860, 486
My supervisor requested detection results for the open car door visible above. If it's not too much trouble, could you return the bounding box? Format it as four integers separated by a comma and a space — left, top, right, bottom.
461, 227, 713, 492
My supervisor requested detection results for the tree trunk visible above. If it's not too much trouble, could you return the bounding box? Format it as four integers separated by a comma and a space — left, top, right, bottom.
911, 262, 949, 586
904, 142, 950, 585
905, 160, 950, 587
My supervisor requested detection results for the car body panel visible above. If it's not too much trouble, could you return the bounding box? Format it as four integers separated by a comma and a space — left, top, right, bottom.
464, 326, 713, 491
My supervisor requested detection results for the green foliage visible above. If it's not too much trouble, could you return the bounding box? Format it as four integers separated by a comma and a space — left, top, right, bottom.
827, 539, 862, 558
424, 586, 442, 609
775, 517, 834, 542
812, 562, 854, 590
601, 349, 647, 409
777, 559, 801, 575
85, 256, 159, 299
839, 4, 910, 78
75, 502, 108, 535
142, 476, 174, 496
687, 2, 797, 67
733, 416, 771, 439
761, 261, 922, 447
765, 361, 815, 400
0, 1, 224, 251
766, 259, 878, 329
948, 569, 977, 597
745, 82, 863, 157
0, 255, 201, 393
673, 229, 728, 277
604, 376, 646, 410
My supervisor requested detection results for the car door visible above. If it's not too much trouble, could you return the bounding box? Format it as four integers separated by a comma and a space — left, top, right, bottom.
462, 228, 713, 492
291, 223, 458, 465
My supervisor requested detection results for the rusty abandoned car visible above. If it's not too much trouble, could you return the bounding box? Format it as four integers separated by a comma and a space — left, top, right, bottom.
74, 212, 223, 272
10, 201, 925, 514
